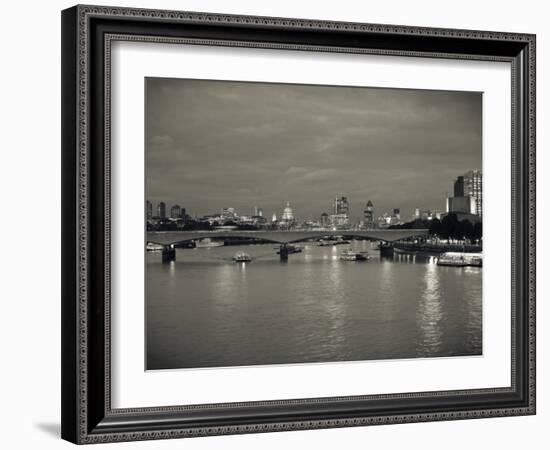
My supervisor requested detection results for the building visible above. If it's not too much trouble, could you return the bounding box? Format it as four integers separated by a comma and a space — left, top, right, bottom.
146, 200, 152, 220
363, 201, 374, 229
170, 204, 181, 219
281, 202, 295, 223
377, 209, 401, 228
412, 208, 433, 221
464, 170, 482, 216
454, 176, 465, 197
329, 196, 350, 228
334, 196, 350, 216
256, 207, 263, 217
377, 213, 392, 229
157, 201, 166, 219
271, 212, 277, 223
329, 214, 350, 228
221, 207, 237, 219
393, 208, 401, 221
320, 212, 330, 227
446, 171, 482, 216
446, 196, 475, 214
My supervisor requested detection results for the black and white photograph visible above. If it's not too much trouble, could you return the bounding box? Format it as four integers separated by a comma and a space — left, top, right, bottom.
52, 2, 538, 446
145, 78, 483, 370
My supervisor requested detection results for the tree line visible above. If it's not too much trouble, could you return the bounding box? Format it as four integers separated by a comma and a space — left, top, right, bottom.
389, 213, 482, 240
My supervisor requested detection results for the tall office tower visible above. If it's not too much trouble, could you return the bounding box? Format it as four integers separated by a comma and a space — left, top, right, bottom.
446, 196, 475, 214
454, 176, 465, 197
363, 201, 374, 229
157, 201, 166, 219
464, 170, 482, 216
334, 196, 350, 217
146, 200, 152, 220
170, 204, 181, 219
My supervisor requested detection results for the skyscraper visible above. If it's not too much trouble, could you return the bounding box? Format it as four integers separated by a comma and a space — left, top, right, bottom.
464, 170, 482, 216
157, 201, 166, 219
146, 200, 152, 220
363, 201, 374, 229
454, 176, 465, 197
170, 204, 181, 219
446, 196, 475, 214
334, 196, 350, 217
447, 171, 481, 216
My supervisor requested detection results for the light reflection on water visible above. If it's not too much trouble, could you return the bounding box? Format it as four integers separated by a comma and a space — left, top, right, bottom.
416, 262, 443, 356
146, 241, 482, 370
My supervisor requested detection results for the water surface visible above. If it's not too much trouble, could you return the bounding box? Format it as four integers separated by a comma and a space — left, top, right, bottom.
146, 240, 482, 370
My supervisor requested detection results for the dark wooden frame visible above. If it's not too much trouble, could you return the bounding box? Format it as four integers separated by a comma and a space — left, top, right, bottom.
61, 4, 536, 444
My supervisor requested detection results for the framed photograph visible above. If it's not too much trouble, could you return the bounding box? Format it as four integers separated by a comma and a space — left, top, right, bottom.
61, 5, 536, 444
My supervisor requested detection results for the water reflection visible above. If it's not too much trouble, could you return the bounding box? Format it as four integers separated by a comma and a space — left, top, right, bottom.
416, 262, 443, 356
146, 241, 482, 369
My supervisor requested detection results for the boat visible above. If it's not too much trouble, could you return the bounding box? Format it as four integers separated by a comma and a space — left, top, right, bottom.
437, 252, 468, 267
195, 238, 224, 248
393, 246, 417, 255
276, 245, 302, 255
437, 252, 482, 267
467, 253, 483, 267
146, 242, 164, 252
340, 250, 369, 261
232, 251, 252, 262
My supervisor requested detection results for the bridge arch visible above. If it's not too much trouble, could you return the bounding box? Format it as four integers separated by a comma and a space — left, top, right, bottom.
149, 234, 284, 248
148, 229, 430, 248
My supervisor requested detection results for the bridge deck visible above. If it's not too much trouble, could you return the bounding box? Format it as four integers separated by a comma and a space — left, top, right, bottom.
148, 229, 429, 246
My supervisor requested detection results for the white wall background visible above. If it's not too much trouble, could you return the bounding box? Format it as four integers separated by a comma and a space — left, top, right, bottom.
0, 0, 545, 448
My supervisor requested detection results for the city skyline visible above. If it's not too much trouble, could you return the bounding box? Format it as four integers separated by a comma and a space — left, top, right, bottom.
146, 167, 480, 228
146, 78, 482, 221
146, 166, 481, 225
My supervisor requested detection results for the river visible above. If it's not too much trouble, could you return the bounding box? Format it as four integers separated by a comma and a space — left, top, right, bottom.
146, 239, 482, 370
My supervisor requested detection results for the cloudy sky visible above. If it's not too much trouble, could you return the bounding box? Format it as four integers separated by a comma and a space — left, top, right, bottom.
145, 78, 481, 222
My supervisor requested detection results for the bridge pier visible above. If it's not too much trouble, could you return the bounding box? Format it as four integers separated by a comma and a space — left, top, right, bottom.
279, 244, 289, 262
162, 245, 176, 263
379, 242, 394, 258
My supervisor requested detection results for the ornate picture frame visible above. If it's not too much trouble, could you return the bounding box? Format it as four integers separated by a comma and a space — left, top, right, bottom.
61, 5, 536, 444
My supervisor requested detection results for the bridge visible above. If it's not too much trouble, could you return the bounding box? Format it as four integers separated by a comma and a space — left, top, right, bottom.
149, 229, 429, 262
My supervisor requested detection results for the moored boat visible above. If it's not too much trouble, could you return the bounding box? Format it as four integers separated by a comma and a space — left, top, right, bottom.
276, 245, 302, 255
146, 242, 164, 252
437, 252, 482, 267
232, 251, 252, 262
340, 250, 369, 261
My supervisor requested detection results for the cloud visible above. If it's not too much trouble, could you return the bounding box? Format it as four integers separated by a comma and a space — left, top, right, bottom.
145, 78, 481, 220
149, 135, 174, 146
